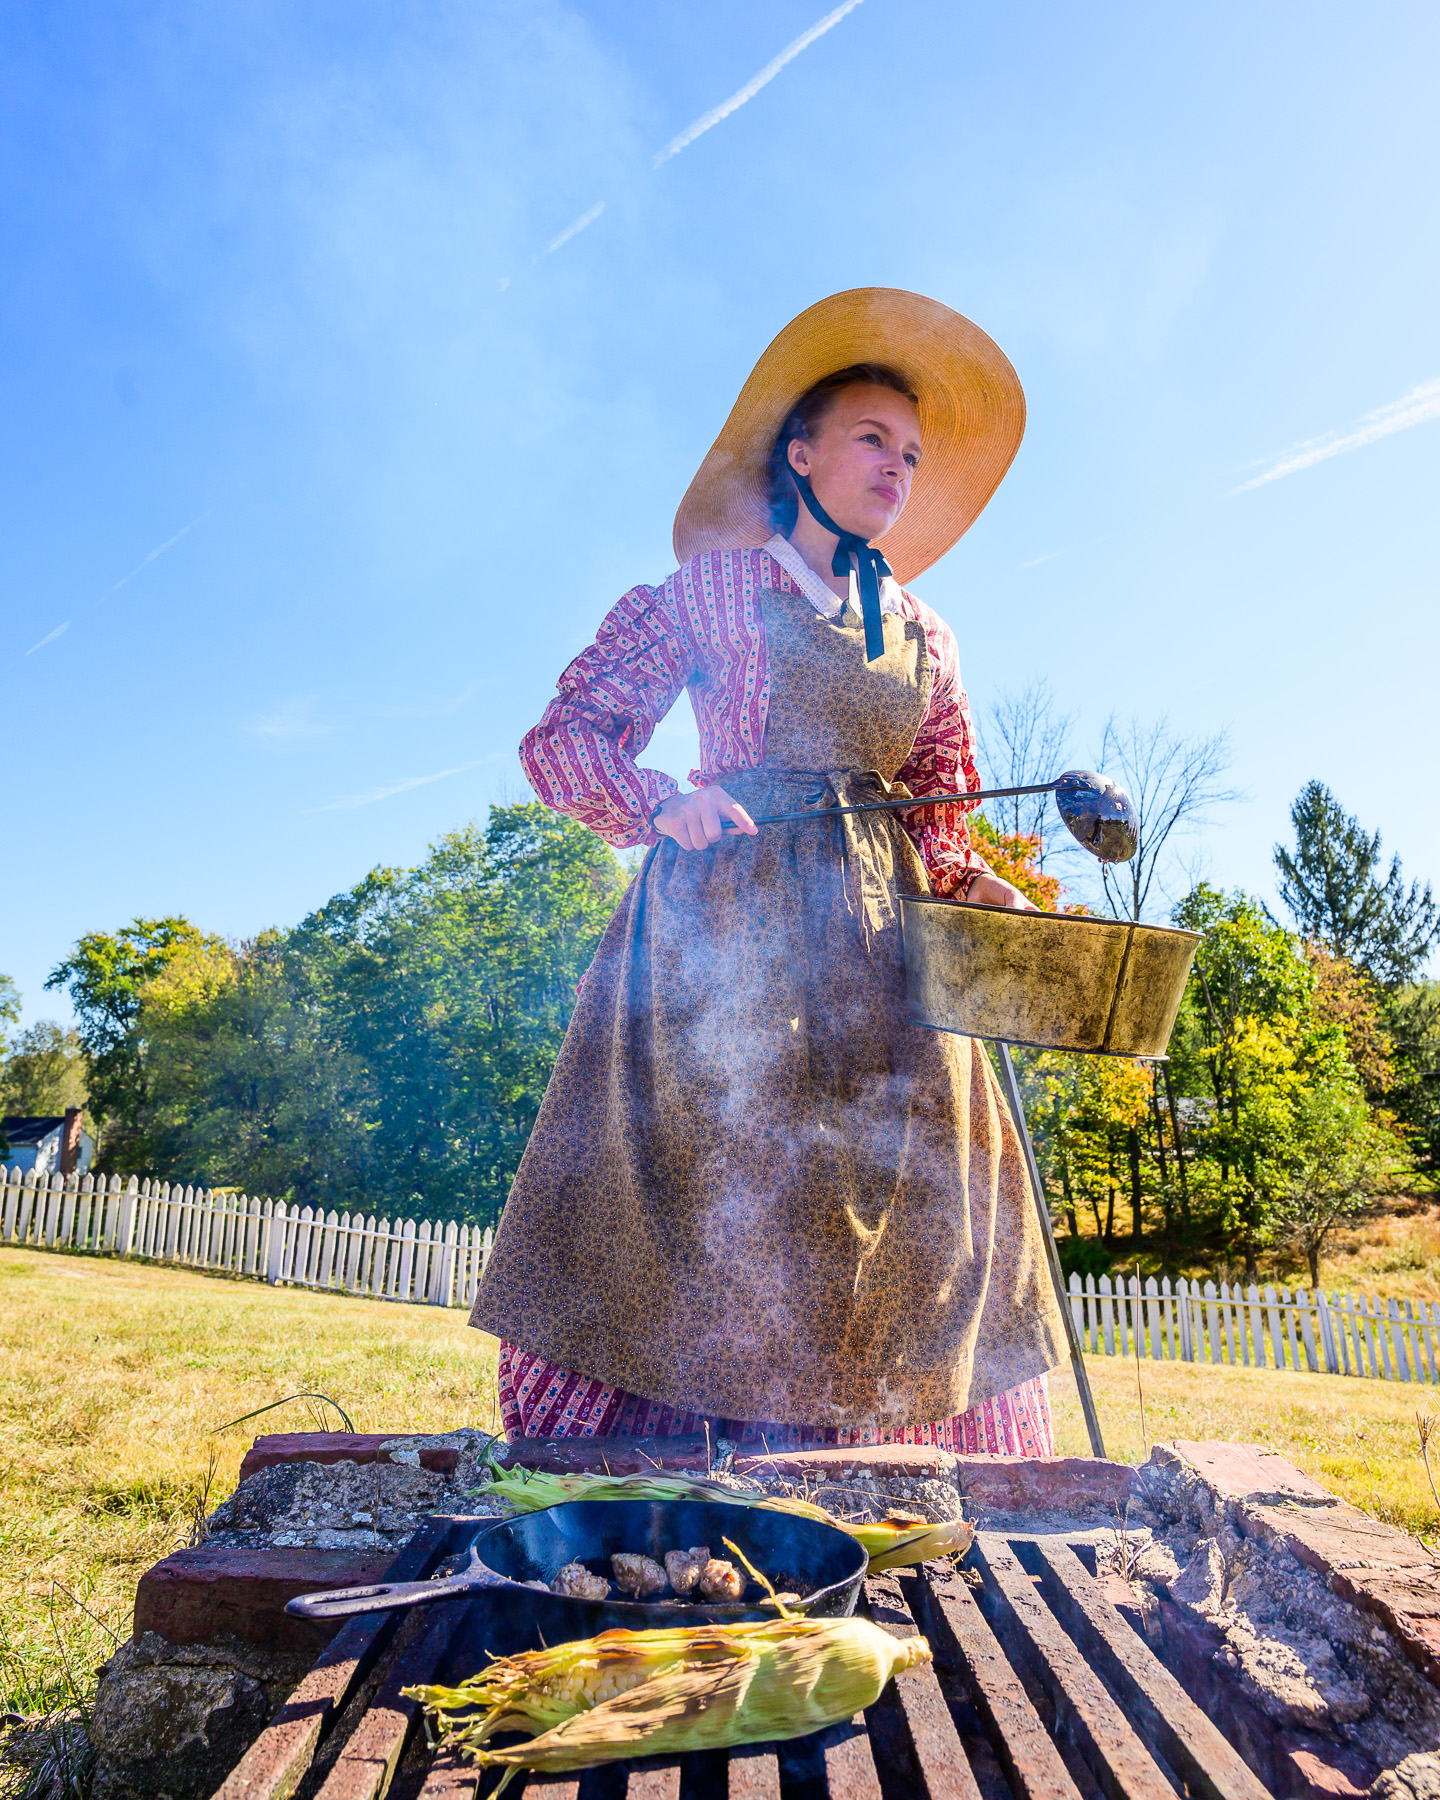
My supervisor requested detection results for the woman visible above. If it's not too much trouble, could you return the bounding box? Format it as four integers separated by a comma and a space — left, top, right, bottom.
470, 288, 1067, 1456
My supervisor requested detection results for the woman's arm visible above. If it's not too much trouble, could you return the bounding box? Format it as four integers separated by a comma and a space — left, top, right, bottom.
521, 576, 698, 848
894, 604, 1031, 908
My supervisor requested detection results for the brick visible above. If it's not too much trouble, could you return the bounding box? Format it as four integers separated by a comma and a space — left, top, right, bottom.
952, 1454, 1137, 1516
1168, 1440, 1334, 1506
493, 1434, 711, 1475
237, 1432, 459, 1483
134, 1545, 394, 1651
732, 1443, 956, 1482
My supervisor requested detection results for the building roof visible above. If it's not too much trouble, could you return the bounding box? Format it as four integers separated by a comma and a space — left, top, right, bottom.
1, 1117, 69, 1145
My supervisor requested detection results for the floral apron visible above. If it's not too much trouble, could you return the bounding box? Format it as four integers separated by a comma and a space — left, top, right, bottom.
470, 586, 1066, 1430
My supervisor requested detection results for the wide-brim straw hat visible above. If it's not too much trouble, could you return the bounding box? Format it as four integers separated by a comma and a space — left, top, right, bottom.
673, 288, 1025, 587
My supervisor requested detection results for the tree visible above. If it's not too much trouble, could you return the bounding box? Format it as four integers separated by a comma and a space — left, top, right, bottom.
1169, 885, 1322, 1275
1029, 1053, 1153, 1247
46, 917, 216, 1168
0, 1023, 88, 1115
1093, 717, 1236, 922
1275, 781, 1439, 987
0, 975, 19, 1034
1274, 1071, 1406, 1286
1304, 942, 1393, 1097
134, 805, 627, 1223
1387, 982, 1440, 1169
978, 681, 1075, 863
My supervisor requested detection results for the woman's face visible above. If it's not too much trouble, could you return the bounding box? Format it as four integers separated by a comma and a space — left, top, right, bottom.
787, 383, 922, 541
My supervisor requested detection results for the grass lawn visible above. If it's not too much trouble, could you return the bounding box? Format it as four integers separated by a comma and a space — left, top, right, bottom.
2, 1242, 1436, 1722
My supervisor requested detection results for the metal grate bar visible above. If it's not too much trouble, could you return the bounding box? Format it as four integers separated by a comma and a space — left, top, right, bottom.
869, 1572, 982, 1800
726, 1746, 782, 1798
913, 1564, 1083, 1800
214, 1517, 458, 1800
1025, 1541, 1269, 1800
313, 1601, 470, 1800
969, 1538, 1175, 1800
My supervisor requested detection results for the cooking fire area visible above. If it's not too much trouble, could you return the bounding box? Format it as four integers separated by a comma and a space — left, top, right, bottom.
81, 1433, 1440, 1800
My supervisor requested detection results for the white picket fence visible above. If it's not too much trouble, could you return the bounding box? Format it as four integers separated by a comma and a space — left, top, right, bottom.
1070, 1271, 1440, 1383
0, 1164, 494, 1308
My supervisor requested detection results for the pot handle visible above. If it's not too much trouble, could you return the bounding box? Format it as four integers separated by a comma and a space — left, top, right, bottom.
284, 1544, 512, 1622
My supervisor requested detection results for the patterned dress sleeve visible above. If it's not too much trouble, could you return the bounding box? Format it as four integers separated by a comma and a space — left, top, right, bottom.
893, 602, 993, 898
520, 576, 696, 849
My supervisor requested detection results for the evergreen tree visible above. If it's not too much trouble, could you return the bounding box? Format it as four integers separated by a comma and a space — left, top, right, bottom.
1275, 781, 1439, 987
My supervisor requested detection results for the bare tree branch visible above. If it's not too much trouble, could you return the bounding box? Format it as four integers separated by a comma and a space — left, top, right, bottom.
1094, 716, 1239, 921
978, 681, 1076, 865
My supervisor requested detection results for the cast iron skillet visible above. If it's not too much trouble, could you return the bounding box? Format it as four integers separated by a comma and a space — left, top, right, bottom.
286, 1499, 866, 1636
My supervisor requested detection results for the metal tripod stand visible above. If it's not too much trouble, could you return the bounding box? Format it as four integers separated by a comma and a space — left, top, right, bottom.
993, 1039, 1107, 1460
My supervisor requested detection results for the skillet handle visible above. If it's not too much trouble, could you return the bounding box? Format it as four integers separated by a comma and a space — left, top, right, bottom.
284, 1544, 510, 1621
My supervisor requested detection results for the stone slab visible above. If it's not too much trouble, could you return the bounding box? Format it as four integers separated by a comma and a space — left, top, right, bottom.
953, 1454, 1136, 1515
492, 1433, 711, 1475
237, 1433, 460, 1483
135, 1545, 394, 1651
732, 1443, 956, 1482
1242, 1501, 1437, 1576
1331, 1568, 1440, 1689
1167, 1440, 1334, 1505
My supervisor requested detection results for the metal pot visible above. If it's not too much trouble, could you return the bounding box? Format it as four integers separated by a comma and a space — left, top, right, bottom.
901, 898, 1201, 1057
285, 1499, 867, 1638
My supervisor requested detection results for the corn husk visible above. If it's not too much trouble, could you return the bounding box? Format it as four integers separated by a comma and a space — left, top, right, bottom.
480, 1461, 973, 1571
406, 1616, 930, 1793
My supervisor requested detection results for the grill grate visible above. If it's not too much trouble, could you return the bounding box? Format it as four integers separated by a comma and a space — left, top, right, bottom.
214, 1517, 1274, 1800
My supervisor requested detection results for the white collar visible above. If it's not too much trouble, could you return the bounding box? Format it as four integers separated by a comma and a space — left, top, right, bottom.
764, 534, 904, 622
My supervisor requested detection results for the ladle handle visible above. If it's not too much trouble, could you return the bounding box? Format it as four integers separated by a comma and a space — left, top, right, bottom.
719, 780, 1054, 831
284, 1546, 510, 1621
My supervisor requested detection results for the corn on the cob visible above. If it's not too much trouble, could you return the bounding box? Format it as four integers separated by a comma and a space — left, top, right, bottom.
406, 1615, 930, 1794
480, 1460, 973, 1570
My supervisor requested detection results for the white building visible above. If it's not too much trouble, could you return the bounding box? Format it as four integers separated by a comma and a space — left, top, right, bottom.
2, 1112, 95, 1177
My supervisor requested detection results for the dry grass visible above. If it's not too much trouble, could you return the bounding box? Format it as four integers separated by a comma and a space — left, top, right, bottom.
1315, 1197, 1440, 1300
0, 1246, 498, 1725
1050, 1351, 1439, 1539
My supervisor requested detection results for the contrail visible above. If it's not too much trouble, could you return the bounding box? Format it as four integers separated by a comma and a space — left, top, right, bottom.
653, 0, 866, 168
547, 200, 605, 254
313, 760, 481, 813
26, 621, 70, 655
1233, 378, 1440, 493
106, 508, 212, 597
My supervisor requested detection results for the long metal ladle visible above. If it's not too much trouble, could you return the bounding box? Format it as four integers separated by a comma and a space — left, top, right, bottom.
719, 769, 1139, 864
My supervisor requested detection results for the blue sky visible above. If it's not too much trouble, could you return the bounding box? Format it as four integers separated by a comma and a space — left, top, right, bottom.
4, 0, 1437, 1027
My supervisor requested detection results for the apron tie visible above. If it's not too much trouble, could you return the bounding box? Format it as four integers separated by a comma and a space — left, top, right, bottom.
791, 473, 892, 664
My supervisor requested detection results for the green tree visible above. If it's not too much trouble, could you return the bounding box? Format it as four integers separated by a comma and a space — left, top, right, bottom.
1275, 781, 1439, 987
0, 975, 19, 1034
1170, 885, 1330, 1275
1273, 1070, 1407, 1286
1387, 982, 1440, 1170
45, 917, 219, 1169
0, 1022, 89, 1115
136, 805, 627, 1223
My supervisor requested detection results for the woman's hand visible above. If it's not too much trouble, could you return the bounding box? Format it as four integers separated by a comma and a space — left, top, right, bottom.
964, 872, 1038, 912
653, 784, 757, 852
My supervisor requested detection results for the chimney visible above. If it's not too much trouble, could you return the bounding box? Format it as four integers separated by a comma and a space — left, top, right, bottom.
60, 1108, 84, 1177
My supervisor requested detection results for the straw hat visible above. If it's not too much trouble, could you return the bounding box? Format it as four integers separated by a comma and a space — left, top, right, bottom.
672, 288, 1025, 586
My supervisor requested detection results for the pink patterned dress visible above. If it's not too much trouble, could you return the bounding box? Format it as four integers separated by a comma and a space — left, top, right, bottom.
494, 539, 1055, 1458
